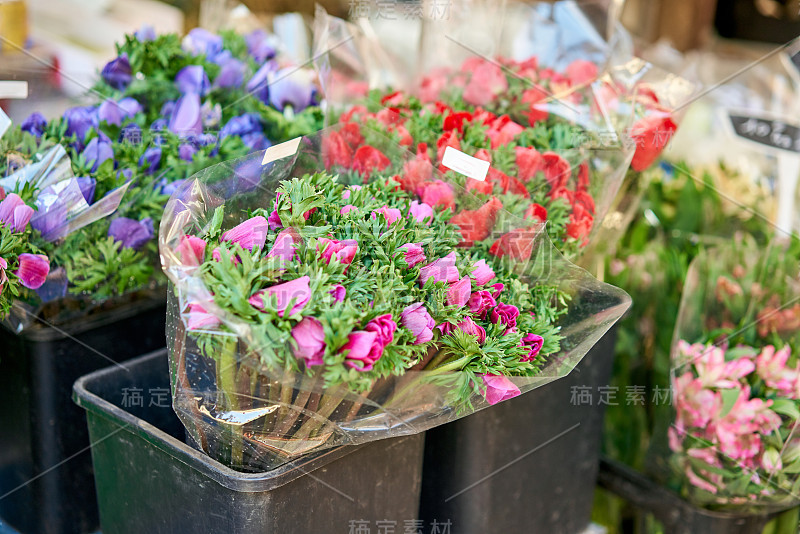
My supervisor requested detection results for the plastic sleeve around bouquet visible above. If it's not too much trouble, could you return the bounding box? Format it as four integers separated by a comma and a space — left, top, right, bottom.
0, 134, 131, 332
652, 236, 800, 512
160, 122, 631, 472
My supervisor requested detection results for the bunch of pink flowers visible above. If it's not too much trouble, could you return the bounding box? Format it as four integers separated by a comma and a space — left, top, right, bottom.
668, 339, 800, 509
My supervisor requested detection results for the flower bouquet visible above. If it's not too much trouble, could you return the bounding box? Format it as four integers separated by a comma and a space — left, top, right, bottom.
160, 124, 631, 470
657, 236, 800, 515
0, 26, 323, 328
312, 5, 694, 262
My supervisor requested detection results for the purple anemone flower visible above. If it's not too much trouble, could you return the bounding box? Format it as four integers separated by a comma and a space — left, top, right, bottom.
220, 113, 261, 139
168, 93, 203, 136
108, 217, 155, 250
101, 55, 132, 90
63, 106, 96, 143
98, 97, 142, 126
175, 65, 210, 95
81, 137, 114, 172
214, 58, 245, 88
245, 29, 276, 62
139, 147, 162, 174
21, 112, 47, 137
182, 28, 223, 59
268, 68, 317, 112
246, 60, 278, 103
179, 144, 197, 162
135, 25, 156, 42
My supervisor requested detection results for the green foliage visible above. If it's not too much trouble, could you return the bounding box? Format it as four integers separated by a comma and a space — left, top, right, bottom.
187, 172, 566, 409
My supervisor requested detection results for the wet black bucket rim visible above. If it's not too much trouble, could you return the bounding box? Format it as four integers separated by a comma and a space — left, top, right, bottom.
4, 292, 167, 342
72, 350, 366, 493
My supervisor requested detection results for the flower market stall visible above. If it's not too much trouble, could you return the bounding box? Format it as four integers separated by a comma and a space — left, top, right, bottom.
0, 0, 798, 533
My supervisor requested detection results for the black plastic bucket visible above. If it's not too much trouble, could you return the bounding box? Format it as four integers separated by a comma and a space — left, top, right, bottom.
0, 297, 166, 534
73, 350, 425, 534
597, 457, 782, 534
419, 329, 617, 533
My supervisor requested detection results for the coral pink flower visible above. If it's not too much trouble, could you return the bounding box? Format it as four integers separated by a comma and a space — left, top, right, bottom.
15, 253, 50, 289
481, 374, 521, 405
450, 197, 503, 248
447, 276, 472, 308
322, 130, 353, 169
756, 345, 798, 398
399, 243, 426, 268
463, 62, 508, 106
318, 238, 358, 270
249, 276, 311, 317
515, 146, 545, 182
486, 115, 524, 148
419, 252, 460, 285
629, 112, 677, 172
419, 180, 455, 211
292, 317, 325, 366
401, 303, 436, 344
520, 86, 549, 125
221, 216, 269, 252
352, 146, 391, 180
176, 235, 207, 266
565, 59, 598, 86
470, 260, 495, 286
399, 144, 433, 195
372, 206, 402, 226
186, 298, 221, 331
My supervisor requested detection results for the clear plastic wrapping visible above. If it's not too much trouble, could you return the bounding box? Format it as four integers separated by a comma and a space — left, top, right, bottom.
656, 236, 800, 512
160, 123, 631, 471
312, 4, 695, 259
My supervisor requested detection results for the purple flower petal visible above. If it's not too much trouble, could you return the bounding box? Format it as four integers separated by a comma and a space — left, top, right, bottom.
246, 60, 278, 103
268, 67, 316, 112
214, 58, 245, 88
179, 144, 197, 162
101, 56, 132, 90
182, 28, 223, 59
175, 65, 210, 95
81, 137, 114, 172
21, 112, 47, 137
63, 106, 97, 144
108, 217, 155, 250
135, 25, 156, 42
246, 29, 276, 62
139, 147, 162, 174
76, 177, 96, 204
168, 93, 203, 136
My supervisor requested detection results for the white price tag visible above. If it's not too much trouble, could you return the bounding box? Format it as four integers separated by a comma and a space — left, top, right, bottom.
0, 81, 28, 99
441, 146, 490, 181
262, 137, 301, 165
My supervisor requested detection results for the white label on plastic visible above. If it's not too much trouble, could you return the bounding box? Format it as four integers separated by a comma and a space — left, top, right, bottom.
262, 137, 301, 165
441, 146, 490, 181
0, 81, 28, 99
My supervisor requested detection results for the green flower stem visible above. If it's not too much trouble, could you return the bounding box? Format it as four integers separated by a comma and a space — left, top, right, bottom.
292, 393, 345, 443
218, 339, 242, 466
772, 506, 799, 534
378, 354, 471, 414
274, 373, 315, 436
